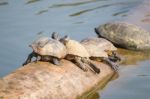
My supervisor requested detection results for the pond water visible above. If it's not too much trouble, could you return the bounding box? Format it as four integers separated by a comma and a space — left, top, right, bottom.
0, 0, 150, 99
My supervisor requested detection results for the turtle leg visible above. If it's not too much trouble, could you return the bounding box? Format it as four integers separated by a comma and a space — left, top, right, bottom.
74, 56, 88, 72
52, 57, 60, 66
108, 51, 121, 62
82, 58, 100, 74
22, 52, 37, 66
102, 57, 119, 71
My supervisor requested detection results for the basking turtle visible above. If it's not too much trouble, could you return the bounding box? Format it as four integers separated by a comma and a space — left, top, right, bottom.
81, 37, 119, 71
22, 33, 67, 66
60, 35, 100, 74
95, 22, 150, 51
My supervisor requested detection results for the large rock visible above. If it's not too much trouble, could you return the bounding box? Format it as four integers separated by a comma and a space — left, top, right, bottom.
0, 60, 114, 99
95, 22, 150, 50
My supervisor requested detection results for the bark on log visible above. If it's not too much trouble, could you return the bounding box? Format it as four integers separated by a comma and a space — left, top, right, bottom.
0, 60, 114, 99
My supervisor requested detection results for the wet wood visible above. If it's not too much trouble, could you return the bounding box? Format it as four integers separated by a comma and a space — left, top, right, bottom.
0, 60, 114, 99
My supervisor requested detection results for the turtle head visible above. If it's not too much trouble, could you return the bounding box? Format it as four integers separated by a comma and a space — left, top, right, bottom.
29, 40, 47, 53
29, 44, 39, 53
51, 32, 60, 40
60, 35, 69, 45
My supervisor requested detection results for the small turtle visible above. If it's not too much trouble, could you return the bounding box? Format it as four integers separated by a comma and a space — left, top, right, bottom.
22, 33, 67, 66
59, 35, 100, 74
81, 37, 119, 71
95, 21, 150, 50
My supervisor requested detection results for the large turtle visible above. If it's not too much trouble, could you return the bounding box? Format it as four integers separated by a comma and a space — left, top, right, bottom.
95, 22, 150, 50
22, 33, 67, 66
59, 35, 100, 74
81, 37, 119, 71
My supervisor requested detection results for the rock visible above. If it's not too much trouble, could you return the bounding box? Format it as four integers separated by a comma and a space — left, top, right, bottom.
95, 22, 150, 50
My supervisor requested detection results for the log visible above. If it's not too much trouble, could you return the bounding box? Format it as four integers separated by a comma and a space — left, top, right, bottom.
0, 60, 114, 99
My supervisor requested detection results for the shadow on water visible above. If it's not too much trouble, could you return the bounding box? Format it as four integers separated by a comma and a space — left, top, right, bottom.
78, 73, 119, 99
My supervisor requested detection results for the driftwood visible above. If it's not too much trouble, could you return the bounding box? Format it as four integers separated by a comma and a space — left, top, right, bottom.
0, 60, 114, 99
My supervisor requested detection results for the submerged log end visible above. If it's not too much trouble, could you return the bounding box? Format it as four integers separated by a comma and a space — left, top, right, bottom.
0, 60, 114, 99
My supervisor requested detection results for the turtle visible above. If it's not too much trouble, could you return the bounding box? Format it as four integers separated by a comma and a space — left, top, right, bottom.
81, 37, 120, 71
22, 32, 67, 66
59, 35, 100, 74
95, 21, 150, 51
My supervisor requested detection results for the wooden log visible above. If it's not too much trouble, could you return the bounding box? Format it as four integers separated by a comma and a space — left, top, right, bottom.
0, 60, 114, 99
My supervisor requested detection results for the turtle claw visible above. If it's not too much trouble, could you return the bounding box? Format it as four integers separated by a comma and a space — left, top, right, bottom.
110, 62, 119, 72
22, 62, 27, 66
52, 58, 61, 66
103, 57, 119, 72
22, 52, 37, 66
22, 59, 31, 66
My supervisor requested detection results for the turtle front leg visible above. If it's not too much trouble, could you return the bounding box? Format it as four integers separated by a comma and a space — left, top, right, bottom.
22, 52, 37, 66
102, 57, 119, 71
74, 56, 88, 72
109, 51, 122, 62
52, 57, 60, 66
82, 58, 100, 74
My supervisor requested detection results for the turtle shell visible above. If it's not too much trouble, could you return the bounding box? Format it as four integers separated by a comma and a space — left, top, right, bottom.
96, 22, 150, 50
30, 37, 67, 58
81, 38, 117, 57
65, 39, 90, 57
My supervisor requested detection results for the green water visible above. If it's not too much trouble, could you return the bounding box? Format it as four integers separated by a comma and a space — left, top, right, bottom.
0, 0, 150, 99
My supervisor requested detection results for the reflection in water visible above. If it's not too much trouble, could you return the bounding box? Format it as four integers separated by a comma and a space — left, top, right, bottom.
69, 1, 138, 17
112, 10, 129, 16
26, 0, 41, 4
124, 0, 150, 31
36, 9, 48, 15
36, 31, 44, 35
79, 73, 119, 99
117, 48, 150, 65
73, 21, 84, 24
85, 92, 100, 99
141, 18, 150, 22
0, 2, 8, 6
145, 13, 150, 17
70, 4, 110, 17
36, 0, 139, 16
137, 74, 150, 77
141, 10, 150, 23
49, 0, 106, 8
